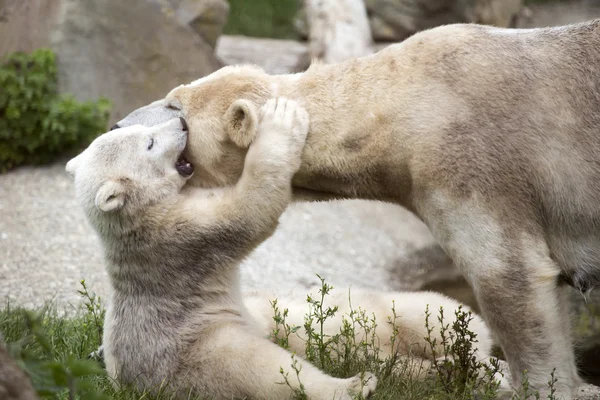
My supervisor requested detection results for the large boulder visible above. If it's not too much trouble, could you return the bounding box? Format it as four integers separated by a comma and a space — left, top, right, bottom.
515, 0, 600, 29
304, 0, 374, 64
365, 0, 523, 42
0, 0, 222, 125
153, 0, 230, 48
295, 0, 524, 42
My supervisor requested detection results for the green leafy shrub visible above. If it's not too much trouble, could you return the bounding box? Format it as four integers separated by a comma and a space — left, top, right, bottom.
0, 48, 111, 172
224, 0, 300, 39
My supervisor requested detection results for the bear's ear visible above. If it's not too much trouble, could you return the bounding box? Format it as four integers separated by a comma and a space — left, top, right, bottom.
95, 180, 126, 212
65, 155, 81, 177
223, 99, 259, 148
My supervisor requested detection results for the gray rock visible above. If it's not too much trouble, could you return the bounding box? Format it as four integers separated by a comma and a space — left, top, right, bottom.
304, 0, 374, 64
216, 35, 311, 74
293, 0, 525, 42
0, 0, 222, 125
154, 0, 230, 48
364, 0, 523, 41
577, 382, 600, 400
459, 0, 523, 28
369, 14, 403, 42
0, 160, 455, 309
515, 0, 600, 29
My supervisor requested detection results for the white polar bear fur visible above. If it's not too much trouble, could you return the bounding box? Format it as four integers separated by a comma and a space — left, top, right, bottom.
245, 285, 510, 391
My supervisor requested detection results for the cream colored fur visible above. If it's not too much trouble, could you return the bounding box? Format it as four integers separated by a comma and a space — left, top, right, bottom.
245, 286, 510, 391
67, 99, 377, 399
112, 20, 600, 398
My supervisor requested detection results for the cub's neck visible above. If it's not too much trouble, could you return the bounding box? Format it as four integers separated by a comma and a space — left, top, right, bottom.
96, 203, 243, 303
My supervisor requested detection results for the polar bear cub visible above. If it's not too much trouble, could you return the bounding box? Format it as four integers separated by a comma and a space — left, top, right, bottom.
66, 98, 376, 399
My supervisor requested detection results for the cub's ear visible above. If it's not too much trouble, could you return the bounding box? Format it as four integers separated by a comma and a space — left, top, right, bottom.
95, 180, 126, 212
65, 155, 81, 177
223, 99, 259, 148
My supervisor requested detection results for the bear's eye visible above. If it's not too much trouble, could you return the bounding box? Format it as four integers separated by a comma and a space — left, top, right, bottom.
147, 138, 154, 150
166, 104, 180, 111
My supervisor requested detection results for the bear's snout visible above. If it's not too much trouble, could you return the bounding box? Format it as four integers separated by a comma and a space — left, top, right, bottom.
179, 117, 188, 132
110, 123, 120, 131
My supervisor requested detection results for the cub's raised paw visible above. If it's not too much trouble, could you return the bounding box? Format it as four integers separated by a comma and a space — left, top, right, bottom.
287, 99, 310, 147
258, 97, 309, 166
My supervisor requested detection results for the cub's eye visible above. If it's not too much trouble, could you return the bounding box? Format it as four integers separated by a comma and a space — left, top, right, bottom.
166, 104, 180, 111
147, 138, 154, 150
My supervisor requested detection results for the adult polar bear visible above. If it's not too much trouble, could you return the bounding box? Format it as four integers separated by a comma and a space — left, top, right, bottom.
113, 20, 600, 398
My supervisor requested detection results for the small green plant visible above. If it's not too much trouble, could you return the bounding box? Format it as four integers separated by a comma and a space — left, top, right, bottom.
546, 368, 558, 400
0, 48, 111, 172
424, 304, 503, 398
269, 275, 533, 399
512, 370, 540, 400
77, 279, 105, 349
278, 353, 308, 400
269, 298, 301, 350
303, 276, 340, 370
510, 368, 560, 400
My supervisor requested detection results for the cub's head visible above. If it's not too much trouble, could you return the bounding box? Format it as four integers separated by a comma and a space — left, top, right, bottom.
113, 65, 274, 189
66, 118, 193, 230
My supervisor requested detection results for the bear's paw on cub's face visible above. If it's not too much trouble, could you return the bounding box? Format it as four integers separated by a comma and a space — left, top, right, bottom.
66, 118, 193, 219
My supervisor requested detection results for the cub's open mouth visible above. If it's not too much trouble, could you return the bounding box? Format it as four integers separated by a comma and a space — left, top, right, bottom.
175, 117, 194, 177
176, 154, 194, 177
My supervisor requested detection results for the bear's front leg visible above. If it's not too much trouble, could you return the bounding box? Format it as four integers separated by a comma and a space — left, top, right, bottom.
421, 196, 580, 399
471, 257, 578, 398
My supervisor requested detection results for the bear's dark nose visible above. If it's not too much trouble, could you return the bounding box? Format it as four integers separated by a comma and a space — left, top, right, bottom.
179, 117, 188, 132
110, 123, 120, 131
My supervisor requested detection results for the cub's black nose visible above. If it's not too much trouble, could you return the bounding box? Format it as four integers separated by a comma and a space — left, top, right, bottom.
110, 123, 120, 131
179, 117, 188, 132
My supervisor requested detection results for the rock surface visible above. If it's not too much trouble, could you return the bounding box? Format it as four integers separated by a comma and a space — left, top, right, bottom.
365, 0, 523, 41
304, 0, 374, 63
0, 160, 459, 309
515, 0, 600, 29
295, 0, 524, 42
0, 0, 221, 125
154, 0, 230, 48
216, 35, 312, 74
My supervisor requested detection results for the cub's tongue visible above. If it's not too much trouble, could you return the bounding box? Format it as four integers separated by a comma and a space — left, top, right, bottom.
176, 155, 194, 177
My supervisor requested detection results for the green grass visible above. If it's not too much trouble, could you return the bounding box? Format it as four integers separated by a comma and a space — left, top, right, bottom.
224, 0, 300, 39
0, 279, 559, 400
